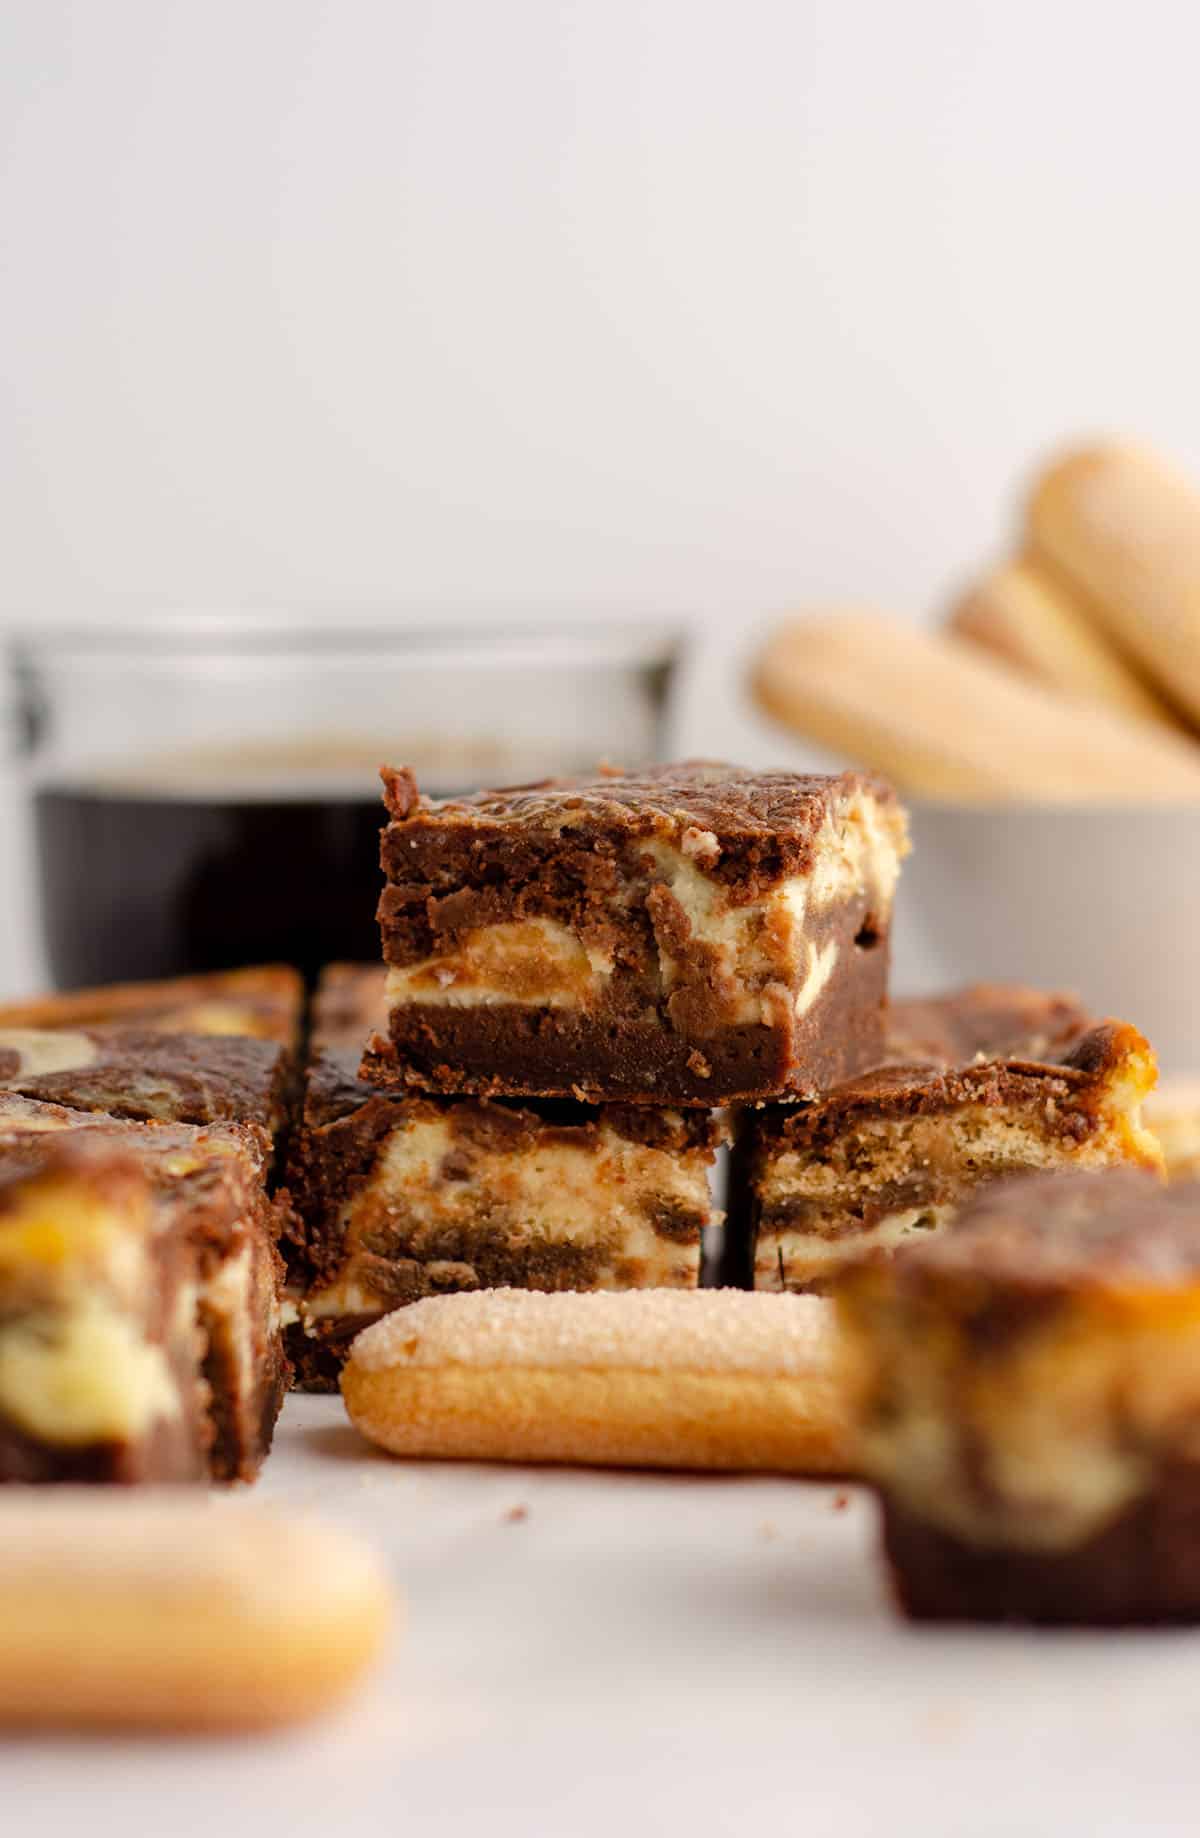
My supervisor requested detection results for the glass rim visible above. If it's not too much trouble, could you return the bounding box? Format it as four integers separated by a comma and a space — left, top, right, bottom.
7, 613, 688, 669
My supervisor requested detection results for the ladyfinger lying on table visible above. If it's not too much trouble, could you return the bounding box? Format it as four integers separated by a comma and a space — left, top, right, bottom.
0, 1494, 393, 1728
342, 1287, 849, 1475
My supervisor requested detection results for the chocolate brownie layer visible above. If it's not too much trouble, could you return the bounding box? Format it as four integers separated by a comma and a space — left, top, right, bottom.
880, 1472, 1200, 1626
840, 1170, 1200, 1624
0, 1096, 290, 1482
736, 985, 1162, 1292
0, 965, 304, 1046
290, 1024, 723, 1387
366, 762, 907, 1103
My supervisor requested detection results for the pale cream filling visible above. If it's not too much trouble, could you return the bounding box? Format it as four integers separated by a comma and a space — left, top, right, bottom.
756, 1203, 957, 1286
0, 1292, 182, 1443
200, 1240, 257, 1409
301, 1120, 710, 1322
0, 1030, 99, 1078
793, 939, 839, 1018
855, 1311, 1200, 1552
808, 794, 906, 909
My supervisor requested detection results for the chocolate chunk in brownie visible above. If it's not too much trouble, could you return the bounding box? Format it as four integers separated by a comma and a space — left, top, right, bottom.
363, 762, 907, 1104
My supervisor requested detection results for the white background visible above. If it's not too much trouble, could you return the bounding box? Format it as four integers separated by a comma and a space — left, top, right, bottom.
5, 22, 1200, 1829
3, 0, 1200, 627
3, 0, 1200, 1008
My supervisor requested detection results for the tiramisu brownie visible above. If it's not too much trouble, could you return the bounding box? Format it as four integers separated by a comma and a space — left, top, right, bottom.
0, 1137, 211, 1484
841, 1169, 1200, 1624
736, 985, 1162, 1292
364, 763, 907, 1103
0, 964, 304, 1046
288, 966, 723, 1386
0, 1094, 289, 1482
0, 1026, 292, 1147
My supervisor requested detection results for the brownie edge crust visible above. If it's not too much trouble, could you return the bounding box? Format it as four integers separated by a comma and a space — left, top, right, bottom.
366, 762, 908, 1103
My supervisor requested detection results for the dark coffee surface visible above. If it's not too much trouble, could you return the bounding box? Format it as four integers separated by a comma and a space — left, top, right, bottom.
35, 786, 387, 984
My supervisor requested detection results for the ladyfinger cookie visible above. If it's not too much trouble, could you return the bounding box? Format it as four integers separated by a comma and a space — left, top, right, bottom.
0, 1493, 394, 1728
752, 612, 1200, 801
948, 557, 1181, 730
1028, 443, 1200, 726
342, 1287, 849, 1473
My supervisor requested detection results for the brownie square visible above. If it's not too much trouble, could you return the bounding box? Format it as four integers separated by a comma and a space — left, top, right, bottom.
0, 1136, 210, 1484
0, 1025, 292, 1148
0, 964, 304, 1046
840, 1169, 1200, 1624
734, 985, 1162, 1292
0, 1094, 289, 1483
286, 965, 723, 1386
364, 762, 907, 1103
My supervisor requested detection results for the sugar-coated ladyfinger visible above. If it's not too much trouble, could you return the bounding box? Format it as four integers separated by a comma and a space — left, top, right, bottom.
752, 613, 1200, 801
1028, 442, 1200, 726
948, 557, 1181, 730
342, 1287, 849, 1474
0, 1493, 395, 1729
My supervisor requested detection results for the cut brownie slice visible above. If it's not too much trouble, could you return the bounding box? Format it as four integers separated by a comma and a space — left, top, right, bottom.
840, 1169, 1200, 1624
0, 1095, 289, 1482
364, 762, 907, 1103
0, 1026, 291, 1145
0, 965, 304, 1046
736, 985, 1162, 1292
288, 965, 723, 1387
0, 1137, 210, 1484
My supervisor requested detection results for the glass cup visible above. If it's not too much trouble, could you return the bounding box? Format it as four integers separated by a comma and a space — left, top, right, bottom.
7, 617, 684, 988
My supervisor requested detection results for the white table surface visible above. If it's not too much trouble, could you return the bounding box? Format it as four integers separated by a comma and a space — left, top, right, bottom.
9, 1392, 1200, 1838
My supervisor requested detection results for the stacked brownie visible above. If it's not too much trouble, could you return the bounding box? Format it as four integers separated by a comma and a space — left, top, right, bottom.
283, 759, 1168, 1382
285, 762, 909, 1381
0, 759, 1169, 1486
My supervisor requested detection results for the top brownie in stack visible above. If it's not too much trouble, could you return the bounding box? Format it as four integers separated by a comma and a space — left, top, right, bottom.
363, 762, 908, 1103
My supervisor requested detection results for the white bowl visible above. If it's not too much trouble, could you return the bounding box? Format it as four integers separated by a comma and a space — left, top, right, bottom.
893, 802, 1200, 1076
